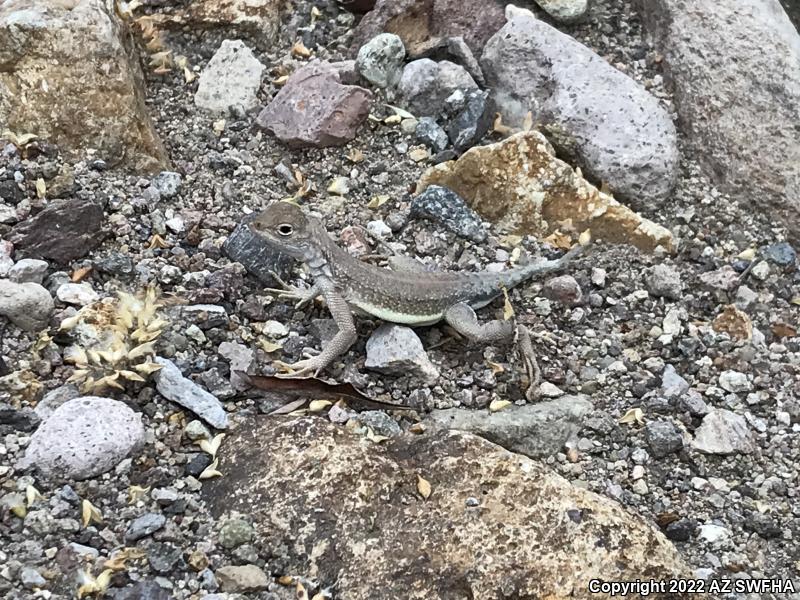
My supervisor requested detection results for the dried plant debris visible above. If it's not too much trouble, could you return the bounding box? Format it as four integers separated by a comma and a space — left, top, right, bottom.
237, 373, 417, 411
61, 287, 164, 394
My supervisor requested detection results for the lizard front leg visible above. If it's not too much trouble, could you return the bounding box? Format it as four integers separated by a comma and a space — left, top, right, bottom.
264, 271, 323, 309
274, 283, 357, 378
444, 303, 541, 400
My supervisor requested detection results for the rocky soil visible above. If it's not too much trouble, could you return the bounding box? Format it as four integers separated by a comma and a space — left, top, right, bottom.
1, 0, 799, 599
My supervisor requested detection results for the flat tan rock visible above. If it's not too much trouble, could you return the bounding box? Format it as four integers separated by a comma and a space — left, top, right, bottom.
416, 131, 674, 252
204, 417, 697, 600
0, 0, 168, 172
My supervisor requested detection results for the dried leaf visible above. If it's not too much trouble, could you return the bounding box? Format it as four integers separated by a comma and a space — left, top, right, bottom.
183, 66, 197, 83
127, 485, 150, 504
238, 372, 415, 411
737, 247, 756, 261
543, 230, 572, 250
367, 195, 389, 209
104, 548, 145, 571
199, 458, 223, 479
296, 581, 309, 600
147, 234, 169, 249
409, 423, 426, 434
489, 399, 512, 413
35, 178, 46, 198
277, 575, 294, 585
128, 342, 156, 361
383, 114, 402, 125
417, 474, 432, 499
308, 399, 332, 412
311, 594, 325, 600
578, 229, 592, 246
366, 428, 389, 443
258, 339, 284, 353
71, 266, 92, 282
81, 499, 103, 528
487, 360, 505, 375
133, 361, 163, 375
492, 113, 512, 135
25, 485, 43, 507
327, 177, 349, 196
522, 111, 533, 131
197, 433, 225, 458
619, 407, 645, 425
386, 104, 415, 120
347, 148, 365, 163
64, 345, 89, 367
292, 39, 312, 58
149, 50, 172, 69
501, 287, 514, 321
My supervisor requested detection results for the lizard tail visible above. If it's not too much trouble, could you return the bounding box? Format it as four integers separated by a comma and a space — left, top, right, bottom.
512, 242, 587, 287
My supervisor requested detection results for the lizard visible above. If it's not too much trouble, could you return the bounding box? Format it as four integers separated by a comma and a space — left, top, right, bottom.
248, 201, 587, 398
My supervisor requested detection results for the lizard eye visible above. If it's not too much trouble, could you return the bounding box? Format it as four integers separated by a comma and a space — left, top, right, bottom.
277, 223, 294, 236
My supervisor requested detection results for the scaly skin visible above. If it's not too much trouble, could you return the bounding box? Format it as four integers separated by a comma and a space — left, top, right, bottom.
250, 201, 585, 397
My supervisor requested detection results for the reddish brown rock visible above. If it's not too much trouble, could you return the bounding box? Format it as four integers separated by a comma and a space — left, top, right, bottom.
0, 0, 168, 172
255, 61, 372, 148
351, 0, 506, 56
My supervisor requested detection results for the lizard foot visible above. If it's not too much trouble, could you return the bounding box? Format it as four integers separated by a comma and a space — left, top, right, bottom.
515, 325, 542, 401
272, 358, 325, 379
265, 271, 315, 309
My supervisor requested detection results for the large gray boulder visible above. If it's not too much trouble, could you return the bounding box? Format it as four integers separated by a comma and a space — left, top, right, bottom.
640, 0, 800, 241
481, 7, 678, 204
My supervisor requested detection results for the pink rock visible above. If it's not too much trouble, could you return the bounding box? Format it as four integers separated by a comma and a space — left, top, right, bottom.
255, 61, 372, 148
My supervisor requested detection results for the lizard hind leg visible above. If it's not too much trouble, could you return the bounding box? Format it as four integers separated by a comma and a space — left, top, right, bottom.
443, 303, 540, 400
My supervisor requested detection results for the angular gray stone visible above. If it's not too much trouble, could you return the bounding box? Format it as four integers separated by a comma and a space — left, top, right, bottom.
398, 58, 477, 117
0, 280, 54, 331
7, 258, 48, 284
428, 395, 593, 458
543, 275, 582, 307
20, 396, 145, 480
256, 61, 372, 148
409, 184, 486, 243
356, 33, 406, 88
415, 117, 449, 152
125, 513, 166, 542
481, 9, 678, 204
647, 264, 683, 300
153, 357, 229, 429
34, 384, 81, 422
195, 39, 265, 114
218, 341, 254, 392
718, 370, 751, 393
640, 0, 800, 242
645, 420, 684, 458
661, 364, 689, 398
151, 171, 182, 199
692, 409, 756, 455
365, 324, 439, 384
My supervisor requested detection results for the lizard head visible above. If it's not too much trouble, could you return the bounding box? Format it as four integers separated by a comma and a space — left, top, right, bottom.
249, 201, 317, 260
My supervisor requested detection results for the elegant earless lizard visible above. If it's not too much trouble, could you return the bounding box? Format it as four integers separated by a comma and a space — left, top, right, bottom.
249, 201, 586, 398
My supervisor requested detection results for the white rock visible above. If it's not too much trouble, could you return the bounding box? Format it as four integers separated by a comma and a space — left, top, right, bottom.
365, 324, 439, 384
356, 33, 406, 88
692, 409, 756, 455
8, 258, 48, 284
533, 0, 587, 22
697, 524, 731, 543
195, 39, 265, 114
0, 280, 54, 331
20, 397, 145, 480
538, 382, 564, 398
56, 283, 98, 306
366, 220, 392, 239
718, 370, 751, 393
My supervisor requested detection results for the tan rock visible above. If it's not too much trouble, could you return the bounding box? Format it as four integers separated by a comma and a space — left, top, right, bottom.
0, 0, 168, 172
148, 0, 288, 49
416, 131, 674, 253
204, 417, 696, 600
